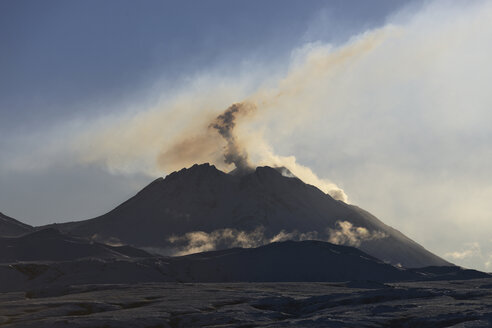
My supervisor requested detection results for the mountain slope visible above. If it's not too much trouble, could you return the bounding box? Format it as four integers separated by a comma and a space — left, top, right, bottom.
0, 240, 423, 293
0, 228, 151, 263
167, 240, 418, 282
0, 212, 33, 237
2, 240, 485, 293
48, 163, 450, 268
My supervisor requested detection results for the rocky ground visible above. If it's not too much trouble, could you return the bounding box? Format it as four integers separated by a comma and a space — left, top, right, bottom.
1, 279, 491, 327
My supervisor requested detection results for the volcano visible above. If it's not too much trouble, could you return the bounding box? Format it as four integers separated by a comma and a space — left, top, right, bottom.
45, 164, 450, 268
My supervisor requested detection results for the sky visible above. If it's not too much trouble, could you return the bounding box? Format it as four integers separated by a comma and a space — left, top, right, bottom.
1, 0, 492, 271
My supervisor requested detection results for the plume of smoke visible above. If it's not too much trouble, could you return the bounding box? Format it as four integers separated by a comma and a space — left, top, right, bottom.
157, 30, 389, 195
209, 102, 256, 172
155, 101, 257, 173
157, 132, 224, 173
327, 221, 387, 247
252, 143, 348, 201
69, 21, 386, 198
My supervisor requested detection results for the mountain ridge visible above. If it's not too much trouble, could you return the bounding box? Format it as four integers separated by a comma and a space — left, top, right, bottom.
0, 228, 152, 263
0, 212, 34, 237
1, 237, 486, 294
41, 163, 450, 268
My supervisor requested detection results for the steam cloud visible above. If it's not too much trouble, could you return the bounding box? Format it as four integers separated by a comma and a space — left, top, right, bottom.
327, 221, 387, 247
168, 227, 266, 255
167, 221, 386, 256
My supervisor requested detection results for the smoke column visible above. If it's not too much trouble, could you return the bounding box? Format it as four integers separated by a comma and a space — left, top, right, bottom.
74, 17, 389, 201
209, 102, 256, 172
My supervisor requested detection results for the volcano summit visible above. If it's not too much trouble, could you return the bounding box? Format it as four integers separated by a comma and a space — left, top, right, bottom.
46, 163, 449, 268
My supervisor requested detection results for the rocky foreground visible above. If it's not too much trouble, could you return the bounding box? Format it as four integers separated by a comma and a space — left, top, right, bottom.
1, 279, 492, 328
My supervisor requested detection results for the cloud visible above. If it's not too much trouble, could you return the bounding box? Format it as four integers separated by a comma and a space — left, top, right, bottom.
444, 242, 482, 261
0, 3, 407, 201
444, 242, 492, 271
167, 221, 386, 256
485, 254, 492, 271
253, 147, 349, 201
69, 24, 389, 200
168, 227, 268, 256
327, 221, 387, 247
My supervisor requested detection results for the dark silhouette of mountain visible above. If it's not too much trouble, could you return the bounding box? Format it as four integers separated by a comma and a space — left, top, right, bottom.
1, 239, 487, 293
0, 212, 33, 237
44, 163, 450, 268
0, 228, 151, 263
167, 240, 418, 283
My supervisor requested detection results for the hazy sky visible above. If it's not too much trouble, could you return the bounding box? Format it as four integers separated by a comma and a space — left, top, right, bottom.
2, 0, 492, 271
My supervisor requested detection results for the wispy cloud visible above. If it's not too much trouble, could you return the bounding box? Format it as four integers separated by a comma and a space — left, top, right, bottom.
485, 255, 492, 271
167, 221, 387, 256
445, 242, 482, 261
328, 221, 387, 247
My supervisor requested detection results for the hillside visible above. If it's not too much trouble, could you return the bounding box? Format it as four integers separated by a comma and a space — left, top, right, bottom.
0, 212, 33, 237
47, 164, 450, 268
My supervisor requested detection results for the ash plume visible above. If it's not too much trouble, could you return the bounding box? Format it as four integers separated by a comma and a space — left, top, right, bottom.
209, 102, 256, 172
74, 17, 384, 199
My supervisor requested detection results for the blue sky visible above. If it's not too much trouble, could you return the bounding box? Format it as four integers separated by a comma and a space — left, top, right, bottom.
0, 0, 409, 129
2, 0, 492, 271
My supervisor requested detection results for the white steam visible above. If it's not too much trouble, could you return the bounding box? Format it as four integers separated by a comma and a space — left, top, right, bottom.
168, 221, 386, 256
327, 221, 387, 247
168, 227, 267, 256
